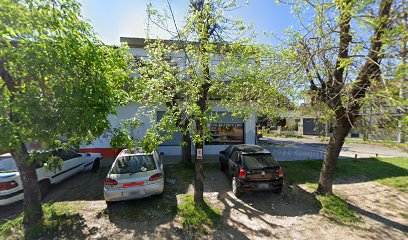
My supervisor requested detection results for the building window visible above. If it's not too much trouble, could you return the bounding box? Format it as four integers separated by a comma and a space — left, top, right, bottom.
207, 123, 244, 145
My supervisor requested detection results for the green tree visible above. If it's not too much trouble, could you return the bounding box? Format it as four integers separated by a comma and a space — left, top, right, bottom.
0, 0, 132, 230
284, 0, 404, 194
132, 0, 297, 204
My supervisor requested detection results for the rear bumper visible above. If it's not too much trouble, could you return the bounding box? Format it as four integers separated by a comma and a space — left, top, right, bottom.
0, 189, 24, 206
238, 178, 283, 192
104, 180, 164, 202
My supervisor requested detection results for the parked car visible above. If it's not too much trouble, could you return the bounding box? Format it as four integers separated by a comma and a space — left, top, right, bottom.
0, 150, 102, 205
219, 144, 283, 197
104, 148, 164, 202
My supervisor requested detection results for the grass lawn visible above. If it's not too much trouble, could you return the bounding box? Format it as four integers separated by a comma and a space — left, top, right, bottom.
280, 157, 408, 192
316, 194, 359, 223
318, 137, 408, 153
177, 194, 221, 234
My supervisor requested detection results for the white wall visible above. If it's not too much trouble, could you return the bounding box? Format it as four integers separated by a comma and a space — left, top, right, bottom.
80, 103, 152, 149
81, 103, 257, 156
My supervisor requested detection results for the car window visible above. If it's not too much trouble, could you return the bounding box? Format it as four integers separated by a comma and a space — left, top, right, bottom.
231, 151, 239, 163
225, 145, 233, 156
60, 150, 78, 161
243, 154, 278, 170
153, 151, 161, 167
0, 157, 17, 173
111, 155, 156, 174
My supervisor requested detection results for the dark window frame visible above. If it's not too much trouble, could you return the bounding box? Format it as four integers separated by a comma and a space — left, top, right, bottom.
206, 122, 245, 145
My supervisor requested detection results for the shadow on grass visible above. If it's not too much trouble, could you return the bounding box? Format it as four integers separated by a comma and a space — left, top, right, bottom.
0, 204, 96, 240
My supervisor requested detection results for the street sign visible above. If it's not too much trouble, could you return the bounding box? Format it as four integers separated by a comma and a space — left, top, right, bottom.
197, 148, 203, 159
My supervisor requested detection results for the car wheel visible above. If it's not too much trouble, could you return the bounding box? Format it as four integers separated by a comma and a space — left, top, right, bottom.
272, 186, 283, 194
92, 158, 100, 172
232, 177, 241, 197
39, 180, 50, 199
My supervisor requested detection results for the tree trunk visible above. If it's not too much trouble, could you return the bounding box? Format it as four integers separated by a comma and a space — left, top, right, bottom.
317, 118, 352, 195
193, 82, 210, 205
181, 119, 192, 167
10, 142, 43, 230
194, 131, 205, 205
194, 92, 208, 205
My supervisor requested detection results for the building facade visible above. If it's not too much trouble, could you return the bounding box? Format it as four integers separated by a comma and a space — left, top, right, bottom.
80, 38, 257, 157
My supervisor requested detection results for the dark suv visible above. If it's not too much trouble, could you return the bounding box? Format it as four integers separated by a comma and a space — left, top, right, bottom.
219, 144, 283, 197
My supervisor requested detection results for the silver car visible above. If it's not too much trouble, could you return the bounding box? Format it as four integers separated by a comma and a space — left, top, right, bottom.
104, 148, 164, 202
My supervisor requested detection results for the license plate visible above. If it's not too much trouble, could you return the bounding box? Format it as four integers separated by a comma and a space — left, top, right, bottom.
128, 190, 144, 196
258, 183, 269, 189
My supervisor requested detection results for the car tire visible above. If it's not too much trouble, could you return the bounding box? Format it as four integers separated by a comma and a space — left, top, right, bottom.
106, 201, 113, 208
91, 158, 100, 172
39, 180, 50, 199
232, 177, 241, 197
272, 186, 283, 194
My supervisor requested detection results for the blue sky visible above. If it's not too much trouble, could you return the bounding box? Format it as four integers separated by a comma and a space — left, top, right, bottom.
80, 0, 297, 45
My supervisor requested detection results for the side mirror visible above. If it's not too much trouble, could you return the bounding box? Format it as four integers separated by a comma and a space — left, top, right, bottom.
160, 152, 165, 156
86, 153, 91, 157
220, 150, 226, 154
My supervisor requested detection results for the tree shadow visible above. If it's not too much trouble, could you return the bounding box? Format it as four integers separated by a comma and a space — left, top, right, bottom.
26, 208, 98, 240
348, 203, 408, 233
205, 169, 321, 239
103, 164, 189, 237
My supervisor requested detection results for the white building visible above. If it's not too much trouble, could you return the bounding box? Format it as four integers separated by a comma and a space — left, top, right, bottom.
80, 37, 257, 158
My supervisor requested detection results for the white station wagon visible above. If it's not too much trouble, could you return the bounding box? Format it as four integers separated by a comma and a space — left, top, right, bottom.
0, 150, 102, 205
104, 148, 164, 202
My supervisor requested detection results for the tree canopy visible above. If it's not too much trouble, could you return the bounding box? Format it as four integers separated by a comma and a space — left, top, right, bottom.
282, 0, 405, 194
0, 0, 133, 229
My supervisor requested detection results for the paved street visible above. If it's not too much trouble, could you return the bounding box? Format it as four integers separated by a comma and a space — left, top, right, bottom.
259, 137, 408, 161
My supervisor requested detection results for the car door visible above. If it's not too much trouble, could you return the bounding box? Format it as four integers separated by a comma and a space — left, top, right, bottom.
52, 150, 82, 183
228, 151, 240, 178
219, 145, 232, 168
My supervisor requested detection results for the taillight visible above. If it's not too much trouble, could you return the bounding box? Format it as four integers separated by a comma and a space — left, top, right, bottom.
278, 167, 283, 177
149, 173, 163, 181
0, 181, 18, 191
239, 168, 247, 178
104, 178, 118, 186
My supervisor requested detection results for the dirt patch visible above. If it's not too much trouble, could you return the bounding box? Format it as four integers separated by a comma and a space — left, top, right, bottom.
334, 180, 408, 231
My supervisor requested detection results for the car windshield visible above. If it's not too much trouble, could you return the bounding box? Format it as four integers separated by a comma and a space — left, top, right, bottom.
111, 155, 156, 174
243, 154, 278, 170
0, 157, 18, 173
